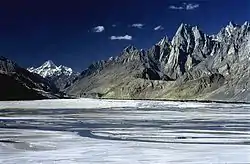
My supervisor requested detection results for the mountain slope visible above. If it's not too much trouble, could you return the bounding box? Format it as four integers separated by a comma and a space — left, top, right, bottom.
0, 56, 60, 100
28, 60, 79, 91
66, 21, 250, 101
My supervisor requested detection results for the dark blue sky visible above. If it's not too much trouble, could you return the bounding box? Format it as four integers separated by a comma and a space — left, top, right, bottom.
0, 0, 249, 71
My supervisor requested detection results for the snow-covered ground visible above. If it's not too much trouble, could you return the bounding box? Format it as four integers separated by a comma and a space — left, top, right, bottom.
0, 99, 250, 163
0, 98, 247, 109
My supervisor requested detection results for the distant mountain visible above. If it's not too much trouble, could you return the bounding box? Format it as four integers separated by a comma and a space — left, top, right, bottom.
28, 60, 73, 78
66, 21, 250, 102
0, 56, 60, 100
28, 60, 79, 91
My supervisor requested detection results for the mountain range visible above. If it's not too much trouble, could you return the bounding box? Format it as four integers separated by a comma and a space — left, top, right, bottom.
1, 21, 250, 101
67, 21, 250, 102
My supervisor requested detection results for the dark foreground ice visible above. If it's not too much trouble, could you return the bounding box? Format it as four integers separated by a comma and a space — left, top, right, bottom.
0, 99, 250, 163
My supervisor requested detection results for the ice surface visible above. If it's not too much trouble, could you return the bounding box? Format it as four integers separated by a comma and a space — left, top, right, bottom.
1, 128, 250, 164
0, 99, 250, 163
0, 98, 246, 110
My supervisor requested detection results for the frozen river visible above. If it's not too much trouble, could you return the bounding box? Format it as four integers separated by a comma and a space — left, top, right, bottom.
0, 99, 250, 163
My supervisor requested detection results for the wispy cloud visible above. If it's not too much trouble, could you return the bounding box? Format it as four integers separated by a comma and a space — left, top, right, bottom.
110, 35, 132, 40
131, 23, 144, 29
169, 3, 200, 11
92, 26, 105, 32
112, 24, 117, 27
154, 25, 164, 31
169, 5, 184, 10
185, 3, 199, 10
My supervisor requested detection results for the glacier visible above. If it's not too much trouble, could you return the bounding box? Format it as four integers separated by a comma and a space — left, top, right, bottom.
0, 98, 250, 163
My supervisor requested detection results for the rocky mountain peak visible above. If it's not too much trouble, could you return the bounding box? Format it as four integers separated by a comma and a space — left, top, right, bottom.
191, 26, 203, 36
0, 56, 19, 73
164, 23, 213, 79
157, 36, 169, 47
28, 60, 75, 78
243, 21, 250, 27
171, 23, 193, 45
123, 45, 137, 53
241, 21, 250, 33
228, 21, 237, 28
214, 21, 249, 43
27, 60, 79, 91
66, 21, 250, 102
225, 21, 239, 34
177, 23, 191, 31
41, 60, 57, 69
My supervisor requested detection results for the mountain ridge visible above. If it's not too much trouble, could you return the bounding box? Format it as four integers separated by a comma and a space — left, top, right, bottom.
28, 60, 75, 78
0, 56, 60, 100
66, 21, 250, 101
1, 21, 249, 101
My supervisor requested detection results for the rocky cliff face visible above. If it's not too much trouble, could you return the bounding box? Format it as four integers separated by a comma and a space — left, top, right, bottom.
28, 60, 79, 91
66, 21, 250, 102
0, 57, 60, 100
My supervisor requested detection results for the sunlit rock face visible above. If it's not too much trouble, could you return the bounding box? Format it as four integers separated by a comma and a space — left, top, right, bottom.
67, 22, 250, 101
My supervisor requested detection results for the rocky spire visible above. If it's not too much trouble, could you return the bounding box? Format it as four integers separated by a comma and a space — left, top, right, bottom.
123, 45, 137, 53
157, 36, 169, 46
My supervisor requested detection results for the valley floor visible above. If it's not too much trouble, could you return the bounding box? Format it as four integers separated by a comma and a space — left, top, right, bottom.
0, 99, 250, 163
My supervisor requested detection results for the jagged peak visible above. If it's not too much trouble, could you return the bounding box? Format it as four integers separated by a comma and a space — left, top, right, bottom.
176, 23, 192, 32
242, 21, 250, 30
123, 45, 137, 53
192, 26, 206, 40
173, 23, 199, 39
140, 49, 146, 54
228, 21, 237, 28
226, 21, 241, 30
44, 60, 54, 65
243, 21, 250, 26
58, 65, 72, 71
108, 56, 114, 61
172, 23, 203, 45
191, 25, 201, 32
214, 21, 249, 41
27, 60, 75, 78
220, 21, 240, 37
0, 56, 20, 73
41, 60, 57, 68
58, 65, 64, 68
27, 66, 34, 71
0, 56, 17, 65
157, 36, 169, 46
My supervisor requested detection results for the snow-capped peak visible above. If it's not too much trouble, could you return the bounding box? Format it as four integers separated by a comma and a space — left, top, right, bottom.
41, 60, 57, 69
27, 60, 74, 78
58, 65, 73, 75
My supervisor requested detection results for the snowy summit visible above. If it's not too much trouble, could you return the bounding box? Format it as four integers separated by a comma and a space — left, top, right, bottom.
28, 60, 73, 78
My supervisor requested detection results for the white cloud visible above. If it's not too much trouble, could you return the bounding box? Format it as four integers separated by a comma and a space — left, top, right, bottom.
112, 24, 117, 27
110, 35, 132, 40
169, 5, 184, 10
169, 3, 199, 11
131, 23, 144, 29
93, 26, 105, 32
154, 25, 164, 31
185, 3, 199, 10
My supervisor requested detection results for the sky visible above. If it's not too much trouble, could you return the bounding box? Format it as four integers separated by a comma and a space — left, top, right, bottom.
0, 0, 249, 72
